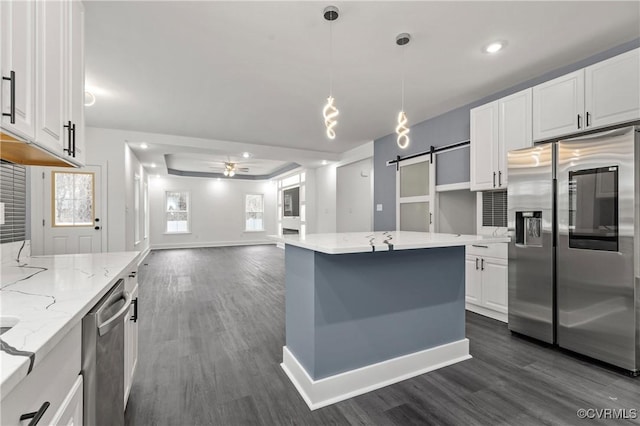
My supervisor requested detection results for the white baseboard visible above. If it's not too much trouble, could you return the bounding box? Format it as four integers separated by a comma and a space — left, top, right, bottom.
276, 242, 285, 249
137, 246, 151, 266
281, 339, 471, 410
150, 240, 275, 250
466, 303, 508, 323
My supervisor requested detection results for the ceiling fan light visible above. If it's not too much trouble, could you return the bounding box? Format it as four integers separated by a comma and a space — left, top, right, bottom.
229, 170, 235, 177
223, 170, 229, 176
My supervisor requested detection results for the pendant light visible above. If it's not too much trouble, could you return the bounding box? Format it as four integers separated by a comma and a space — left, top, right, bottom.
395, 33, 411, 149
322, 6, 339, 140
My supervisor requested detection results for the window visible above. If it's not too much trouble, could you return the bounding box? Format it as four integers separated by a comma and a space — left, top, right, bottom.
165, 191, 190, 233
245, 194, 264, 232
52, 171, 94, 227
1, 161, 26, 243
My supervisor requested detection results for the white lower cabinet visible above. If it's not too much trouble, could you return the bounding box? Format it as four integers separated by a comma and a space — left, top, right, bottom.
124, 268, 139, 406
465, 244, 508, 322
0, 323, 81, 426
51, 375, 83, 426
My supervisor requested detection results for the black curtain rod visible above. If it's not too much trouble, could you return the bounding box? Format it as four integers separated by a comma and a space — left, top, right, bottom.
386, 139, 470, 169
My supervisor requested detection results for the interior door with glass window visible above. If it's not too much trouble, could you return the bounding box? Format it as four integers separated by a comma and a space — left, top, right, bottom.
396, 156, 436, 232
44, 166, 102, 254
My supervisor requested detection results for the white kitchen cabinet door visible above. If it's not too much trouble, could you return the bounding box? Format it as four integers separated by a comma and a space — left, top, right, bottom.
498, 88, 532, 187
36, 0, 66, 154
51, 375, 83, 426
585, 48, 640, 129
532, 69, 585, 141
481, 257, 508, 314
65, 0, 85, 165
1, 0, 36, 140
465, 255, 481, 305
125, 283, 139, 406
470, 101, 498, 191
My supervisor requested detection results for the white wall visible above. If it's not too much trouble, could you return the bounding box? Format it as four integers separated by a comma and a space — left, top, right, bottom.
336, 158, 373, 232
315, 163, 337, 233
149, 175, 277, 249
313, 142, 374, 234
85, 127, 149, 255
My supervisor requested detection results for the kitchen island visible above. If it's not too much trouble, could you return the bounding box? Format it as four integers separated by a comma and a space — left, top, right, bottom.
275, 231, 509, 409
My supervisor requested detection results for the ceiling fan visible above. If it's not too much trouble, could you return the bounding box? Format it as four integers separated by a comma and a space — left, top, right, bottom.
210, 161, 249, 177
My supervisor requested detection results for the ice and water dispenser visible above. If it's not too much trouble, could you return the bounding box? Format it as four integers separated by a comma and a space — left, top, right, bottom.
515, 211, 543, 247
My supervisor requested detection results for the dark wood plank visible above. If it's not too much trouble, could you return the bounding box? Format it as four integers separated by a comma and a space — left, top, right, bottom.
126, 245, 640, 426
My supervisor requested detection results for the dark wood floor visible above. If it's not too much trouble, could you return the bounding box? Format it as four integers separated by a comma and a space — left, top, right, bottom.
125, 245, 639, 426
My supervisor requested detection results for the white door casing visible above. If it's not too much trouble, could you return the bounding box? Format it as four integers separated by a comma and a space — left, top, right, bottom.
38, 165, 103, 255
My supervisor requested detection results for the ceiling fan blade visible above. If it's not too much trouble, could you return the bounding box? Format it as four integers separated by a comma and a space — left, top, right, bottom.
238, 167, 250, 172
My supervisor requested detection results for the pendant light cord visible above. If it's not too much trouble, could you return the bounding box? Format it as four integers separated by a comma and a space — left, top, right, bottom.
329, 20, 334, 97
401, 45, 405, 111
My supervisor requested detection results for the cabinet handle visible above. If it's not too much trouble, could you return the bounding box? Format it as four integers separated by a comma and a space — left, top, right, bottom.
71, 122, 76, 157
130, 298, 138, 322
493, 172, 496, 188
63, 121, 73, 154
586, 112, 591, 127
472, 245, 489, 248
577, 114, 582, 129
2, 71, 16, 124
498, 171, 502, 187
475, 258, 479, 270
481, 258, 485, 271
429, 212, 433, 225
20, 401, 50, 426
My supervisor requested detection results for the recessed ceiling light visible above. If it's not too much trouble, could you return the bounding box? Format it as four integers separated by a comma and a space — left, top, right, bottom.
140, 143, 148, 149
150, 163, 156, 168
322, 160, 328, 165
484, 41, 506, 54
242, 152, 251, 158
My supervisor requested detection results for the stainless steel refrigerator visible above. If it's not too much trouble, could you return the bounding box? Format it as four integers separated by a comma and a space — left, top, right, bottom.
508, 125, 639, 373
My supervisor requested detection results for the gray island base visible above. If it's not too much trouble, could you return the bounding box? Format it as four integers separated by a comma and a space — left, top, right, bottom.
277, 231, 509, 409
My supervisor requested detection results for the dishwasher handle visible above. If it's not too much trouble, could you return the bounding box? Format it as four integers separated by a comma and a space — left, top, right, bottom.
97, 291, 132, 336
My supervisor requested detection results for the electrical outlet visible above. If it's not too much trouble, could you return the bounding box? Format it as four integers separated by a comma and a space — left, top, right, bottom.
376, 204, 383, 212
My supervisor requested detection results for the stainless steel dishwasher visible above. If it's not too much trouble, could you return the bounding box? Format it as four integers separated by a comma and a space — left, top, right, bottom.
82, 279, 132, 426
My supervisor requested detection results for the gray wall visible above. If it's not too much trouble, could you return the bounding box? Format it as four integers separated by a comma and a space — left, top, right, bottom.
374, 38, 640, 231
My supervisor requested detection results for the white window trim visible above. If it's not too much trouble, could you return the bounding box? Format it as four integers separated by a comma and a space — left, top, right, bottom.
164, 190, 191, 234
245, 193, 265, 232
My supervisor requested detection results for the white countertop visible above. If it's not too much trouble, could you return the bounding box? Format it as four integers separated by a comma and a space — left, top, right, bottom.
0, 251, 140, 398
272, 231, 510, 254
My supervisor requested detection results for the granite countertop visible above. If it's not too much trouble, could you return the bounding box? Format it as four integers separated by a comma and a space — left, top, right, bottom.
272, 231, 510, 254
0, 251, 140, 398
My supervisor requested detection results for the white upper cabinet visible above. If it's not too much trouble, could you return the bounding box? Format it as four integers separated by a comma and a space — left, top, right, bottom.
1, 0, 85, 166
1, 0, 36, 140
36, 0, 66, 154
498, 88, 532, 188
532, 70, 585, 141
533, 48, 640, 141
585, 48, 640, 129
65, 0, 85, 165
470, 101, 498, 191
471, 88, 532, 191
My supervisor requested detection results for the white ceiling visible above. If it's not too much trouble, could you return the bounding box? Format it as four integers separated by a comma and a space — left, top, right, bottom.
84, 1, 640, 171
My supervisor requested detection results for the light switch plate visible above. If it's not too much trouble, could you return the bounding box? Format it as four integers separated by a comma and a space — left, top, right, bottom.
376, 204, 383, 212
